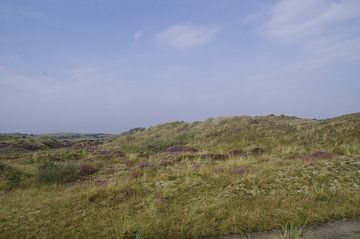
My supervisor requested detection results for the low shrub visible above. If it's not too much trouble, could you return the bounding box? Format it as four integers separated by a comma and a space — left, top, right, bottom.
79, 164, 98, 176
16, 139, 46, 150
121, 140, 179, 153
0, 162, 25, 191
141, 140, 177, 152
131, 170, 143, 178
35, 150, 84, 163
138, 161, 152, 168
36, 152, 63, 162
231, 166, 247, 175
64, 152, 82, 160
38, 162, 80, 184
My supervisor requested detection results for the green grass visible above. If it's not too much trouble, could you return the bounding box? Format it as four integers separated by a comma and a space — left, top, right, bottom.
1, 156, 360, 238
0, 161, 29, 191
273, 222, 307, 239
0, 113, 359, 238
105, 113, 360, 155
38, 161, 80, 184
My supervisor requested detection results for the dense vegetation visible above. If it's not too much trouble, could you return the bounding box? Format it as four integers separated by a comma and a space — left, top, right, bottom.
0, 113, 359, 238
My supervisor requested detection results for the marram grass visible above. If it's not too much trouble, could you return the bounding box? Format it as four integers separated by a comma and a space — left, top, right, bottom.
0, 113, 360, 238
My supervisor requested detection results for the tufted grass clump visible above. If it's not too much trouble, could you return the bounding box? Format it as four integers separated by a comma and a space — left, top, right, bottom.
38, 161, 80, 184
0, 162, 27, 191
274, 222, 307, 239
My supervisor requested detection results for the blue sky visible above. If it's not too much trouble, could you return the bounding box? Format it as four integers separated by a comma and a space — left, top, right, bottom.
1, 0, 360, 133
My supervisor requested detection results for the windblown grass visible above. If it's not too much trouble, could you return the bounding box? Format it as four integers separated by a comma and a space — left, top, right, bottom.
273, 221, 307, 239
0, 113, 359, 238
1, 155, 360, 238
105, 113, 360, 156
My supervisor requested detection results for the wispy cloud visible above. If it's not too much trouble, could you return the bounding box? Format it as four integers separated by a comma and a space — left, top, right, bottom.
156, 23, 220, 49
68, 66, 101, 81
262, 0, 360, 69
133, 30, 143, 41
240, 13, 263, 25
268, 0, 360, 40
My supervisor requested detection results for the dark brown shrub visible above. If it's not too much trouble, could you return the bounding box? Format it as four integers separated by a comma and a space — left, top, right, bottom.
137, 152, 151, 158
304, 151, 339, 160
176, 154, 196, 161
105, 167, 116, 174
257, 157, 270, 162
248, 147, 265, 155
228, 150, 247, 157
0, 142, 10, 148
96, 150, 126, 158
138, 161, 152, 168
120, 187, 138, 198
114, 151, 127, 157
213, 167, 224, 174
122, 160, 135, 167
232, 166, 247, 175
165, 145, 198, 153
154, 193, 167, 202
200, 153, 228, 160
65, 152, 82, 161
79, 164, 98, 176
94, 179, 108, 186
131, 171, 143, 178
159, 160, 173, 167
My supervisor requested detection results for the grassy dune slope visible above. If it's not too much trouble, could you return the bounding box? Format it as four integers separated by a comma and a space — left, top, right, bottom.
0, 113, 359, 238
106, 113, 360, 155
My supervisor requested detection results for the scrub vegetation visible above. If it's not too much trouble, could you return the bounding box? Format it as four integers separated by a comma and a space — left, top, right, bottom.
0, 113, 359, 238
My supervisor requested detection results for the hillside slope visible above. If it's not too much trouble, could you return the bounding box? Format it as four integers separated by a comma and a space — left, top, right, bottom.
105, 113, 360, 156
1, 113, 360, 238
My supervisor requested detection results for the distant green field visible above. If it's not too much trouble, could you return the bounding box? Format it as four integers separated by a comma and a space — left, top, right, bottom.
0, 113, 359, 238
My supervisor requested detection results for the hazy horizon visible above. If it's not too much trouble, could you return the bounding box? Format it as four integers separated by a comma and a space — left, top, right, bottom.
1, 0, 360, 133
1, 111, 359, 135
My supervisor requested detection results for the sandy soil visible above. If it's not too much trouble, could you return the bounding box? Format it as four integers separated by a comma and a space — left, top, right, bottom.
218, 218, 360, 239
304, 218, 360, 239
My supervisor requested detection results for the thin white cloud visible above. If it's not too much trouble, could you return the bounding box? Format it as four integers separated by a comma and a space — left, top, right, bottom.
268, 0, 360, 40
240, 13, 263, 25
69, 66, 100, 80
156, 23, 220, 49
262, 0, 360, 69
133, 30, 143, 41
0, 67, 61, 105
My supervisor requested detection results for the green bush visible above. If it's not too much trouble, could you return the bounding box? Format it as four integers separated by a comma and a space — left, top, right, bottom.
120, 139, 178, 153
141, 140, 177, 152
38, 162, 80, 184
35, 150, 83, 163
0, 162, 24, 191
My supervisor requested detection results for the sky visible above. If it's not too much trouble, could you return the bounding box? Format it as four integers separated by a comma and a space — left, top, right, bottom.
1, 0, 360, 133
